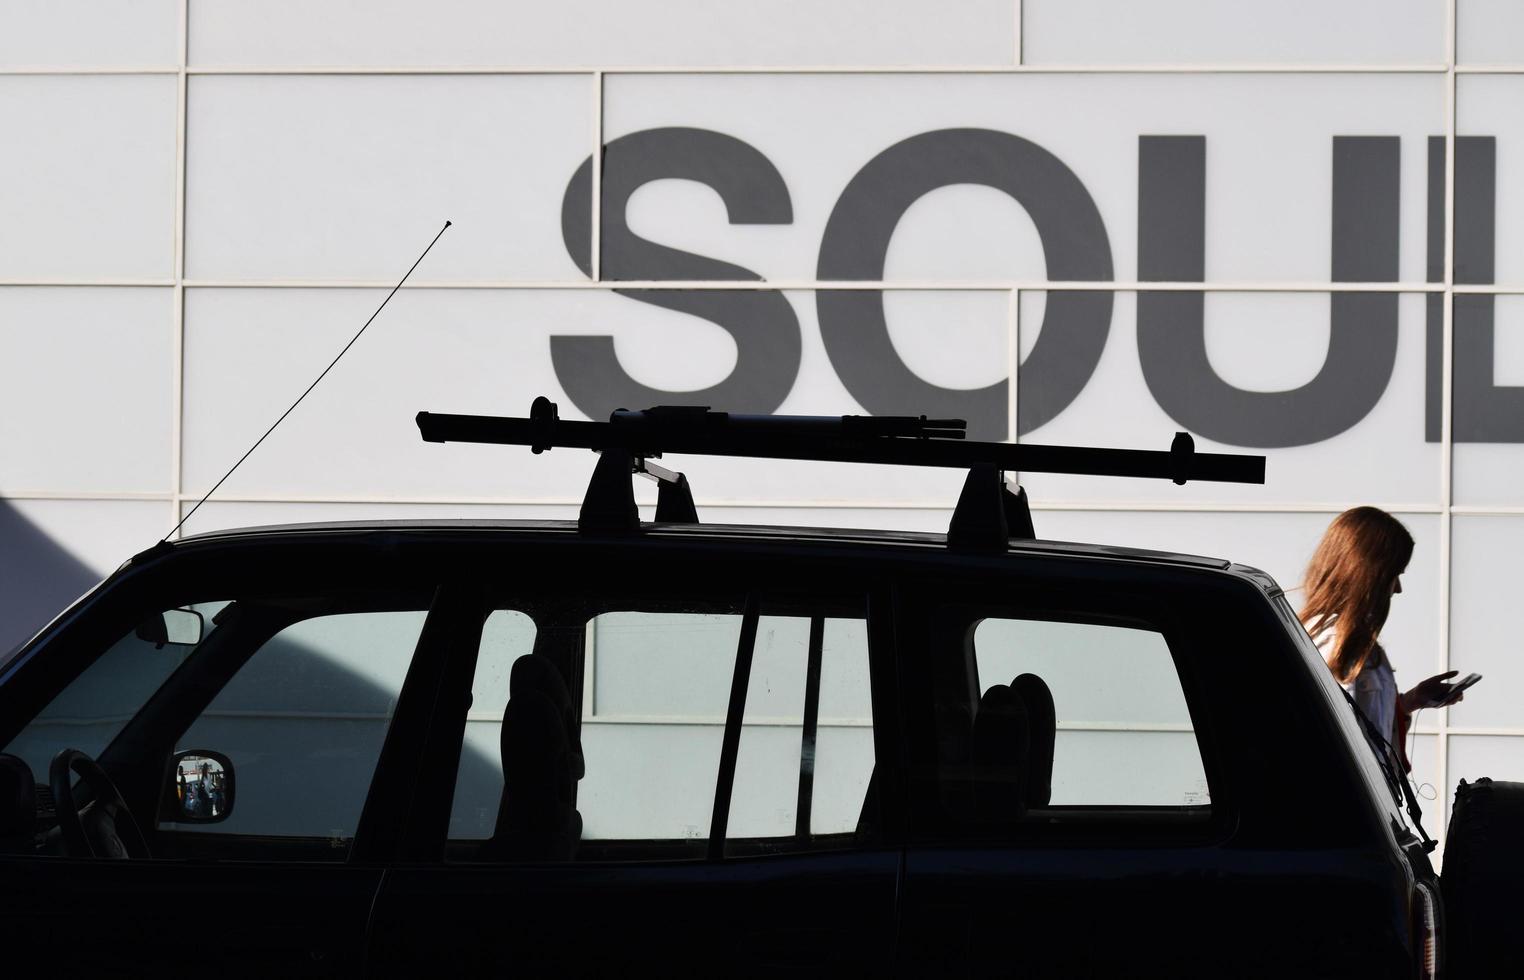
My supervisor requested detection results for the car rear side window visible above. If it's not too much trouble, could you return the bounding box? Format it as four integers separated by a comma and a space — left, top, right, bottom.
579, 610, 740, 843
448, 602, 747, 862
971, 617, 1209, 809
446, 591, 880, 864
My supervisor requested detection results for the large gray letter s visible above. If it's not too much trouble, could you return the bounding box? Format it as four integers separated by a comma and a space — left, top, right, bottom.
556, 128, 802, 418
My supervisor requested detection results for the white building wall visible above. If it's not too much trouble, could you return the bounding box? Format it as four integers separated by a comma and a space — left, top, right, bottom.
2, 0, 1522, 850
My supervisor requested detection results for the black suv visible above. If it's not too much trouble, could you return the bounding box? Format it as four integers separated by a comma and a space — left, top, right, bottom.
0, 401, 1499, 977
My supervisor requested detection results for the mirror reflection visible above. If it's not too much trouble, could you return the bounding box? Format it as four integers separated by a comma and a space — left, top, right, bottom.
174, 753, 230, 820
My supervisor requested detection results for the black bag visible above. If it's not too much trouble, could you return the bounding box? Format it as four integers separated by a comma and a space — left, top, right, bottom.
1443, 777, 1524, 978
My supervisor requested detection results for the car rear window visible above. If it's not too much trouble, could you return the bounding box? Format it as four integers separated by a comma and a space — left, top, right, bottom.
971, 617, 1210, 808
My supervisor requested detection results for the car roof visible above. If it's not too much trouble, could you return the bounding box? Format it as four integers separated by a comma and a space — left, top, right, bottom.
167, 517, 1254, 576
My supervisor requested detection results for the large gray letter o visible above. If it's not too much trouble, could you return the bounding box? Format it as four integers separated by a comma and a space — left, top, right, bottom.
816, 129, 1113, 440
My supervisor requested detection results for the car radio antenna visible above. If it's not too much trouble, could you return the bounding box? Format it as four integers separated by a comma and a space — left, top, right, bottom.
161, 220, 453, 544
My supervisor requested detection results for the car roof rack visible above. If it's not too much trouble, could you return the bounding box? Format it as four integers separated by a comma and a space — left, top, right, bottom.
416, 396, 1266, 552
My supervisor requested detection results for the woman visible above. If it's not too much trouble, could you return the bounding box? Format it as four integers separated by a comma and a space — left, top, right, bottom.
1299, 507, 1462, 770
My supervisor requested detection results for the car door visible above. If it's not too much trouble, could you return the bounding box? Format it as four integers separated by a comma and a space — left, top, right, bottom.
890, 559, 1421, 978
366, 550, 903, 975
0, 570, 455, 975
891, 562, 1249, 978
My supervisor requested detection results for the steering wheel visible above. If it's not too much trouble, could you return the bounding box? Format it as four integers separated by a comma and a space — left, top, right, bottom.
49, 749, 151, 859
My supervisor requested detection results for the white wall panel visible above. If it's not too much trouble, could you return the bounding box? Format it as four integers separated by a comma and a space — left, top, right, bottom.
1458, 0, 1524, 65
1448, 517, 1524, 730
0, 76, 176, 279
605, 73, 1441, 284
1018, 293, 1439, 505
179, 287, 999, 504
184, 75, 591, 282
1033, 510, 1444, 692
179, 288, 637, 500
1024, 0, 1444, 66
0, 0, 179, 68
1448, 735, 1524, 790
188, 0, 1015, 69
1453, 295, 1524, 505
0, 288, 174, 492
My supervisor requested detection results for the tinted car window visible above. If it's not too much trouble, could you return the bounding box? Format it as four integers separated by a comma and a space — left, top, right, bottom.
448, 609, 539, 839
3, 609, 201, 780
446, 589, 882, 863
163, 608, 426, 843
727, 613, 875, 850
580, 610, 738, 842
972, 617, 1209, 807
448, 600, 747, 862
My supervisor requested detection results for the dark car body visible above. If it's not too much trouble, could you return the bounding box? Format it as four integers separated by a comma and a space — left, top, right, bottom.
0, 518, 1440, 977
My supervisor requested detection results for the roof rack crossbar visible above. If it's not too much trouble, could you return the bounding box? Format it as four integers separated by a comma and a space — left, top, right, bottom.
417, 403, 1266, 486
418, 398, 1266, 544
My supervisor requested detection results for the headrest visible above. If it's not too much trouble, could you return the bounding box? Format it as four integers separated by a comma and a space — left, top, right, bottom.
1011, 673, 1056, 808
498, 691, 575, 839
0, 754, 36, 839
510, 654, 572, 708
973, 684, 1030, 750
971, 685, 1030, 822
508, 654, 584, 779
1011, 673, 1054, 727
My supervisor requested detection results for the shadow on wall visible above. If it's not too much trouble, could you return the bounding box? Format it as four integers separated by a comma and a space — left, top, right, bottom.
0, 498, 104, 657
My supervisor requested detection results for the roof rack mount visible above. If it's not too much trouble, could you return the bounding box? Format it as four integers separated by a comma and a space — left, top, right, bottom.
416, 397, 1267, 548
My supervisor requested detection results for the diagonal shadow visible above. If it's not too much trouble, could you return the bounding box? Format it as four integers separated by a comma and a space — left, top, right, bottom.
0, 498, 104, 658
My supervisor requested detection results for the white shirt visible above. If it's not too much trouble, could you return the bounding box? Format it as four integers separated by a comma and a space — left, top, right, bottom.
1314, 623, 1398, 745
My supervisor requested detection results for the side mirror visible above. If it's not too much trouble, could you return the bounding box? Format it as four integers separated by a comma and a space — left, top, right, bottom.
163, 750, 235, 824
136, 608, 205, 649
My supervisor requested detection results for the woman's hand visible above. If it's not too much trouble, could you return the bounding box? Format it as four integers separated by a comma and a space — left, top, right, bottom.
1403, 671, 1463, 711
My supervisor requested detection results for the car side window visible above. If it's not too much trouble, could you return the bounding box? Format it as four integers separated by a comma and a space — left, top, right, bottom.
449, 609, 539, 838
725, 613, 875, 854
448, 604, 743, 863
2, 609, 203, 784
446, 593, 880, 864
928, 606, 1211, 837
579, 610, 741, 845
972, 618, 1209, 808
161, 607, 427, 849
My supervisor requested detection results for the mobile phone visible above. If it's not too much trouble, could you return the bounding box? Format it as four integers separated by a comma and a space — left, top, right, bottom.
1444, 672, 1483, 703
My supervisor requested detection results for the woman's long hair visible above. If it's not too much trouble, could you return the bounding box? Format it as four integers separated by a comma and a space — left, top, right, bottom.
1299, 507, 1414, 683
